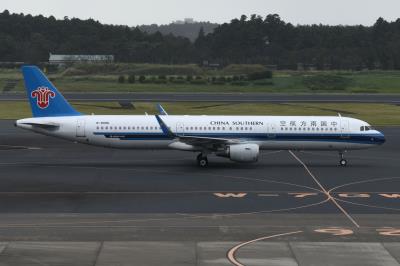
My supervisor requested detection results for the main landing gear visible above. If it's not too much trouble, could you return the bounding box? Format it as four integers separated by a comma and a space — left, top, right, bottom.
197, 153, 209, 168
339, 152, 348, 167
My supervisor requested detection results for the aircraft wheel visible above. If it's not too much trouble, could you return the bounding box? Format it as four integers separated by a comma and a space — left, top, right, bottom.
339, 159, 347, 167
197, 155, 208, 168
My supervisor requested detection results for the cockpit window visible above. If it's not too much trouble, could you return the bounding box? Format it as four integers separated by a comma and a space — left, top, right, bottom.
361, 126, 374, 131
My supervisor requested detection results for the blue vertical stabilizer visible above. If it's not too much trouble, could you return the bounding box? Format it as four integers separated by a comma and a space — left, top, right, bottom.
21, 66, 81, 117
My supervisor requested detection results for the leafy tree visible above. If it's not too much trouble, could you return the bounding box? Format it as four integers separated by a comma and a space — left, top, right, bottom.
0, 11, 400, 69
138, 75, 146, 83
118, 75, 125, 83
128, 74, 135, 83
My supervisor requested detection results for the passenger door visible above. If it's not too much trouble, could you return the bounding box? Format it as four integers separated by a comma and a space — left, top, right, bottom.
76, 119, 86, 137
340, 119, 350, 138
267, 123, 277, 139
176, 122, 185, 136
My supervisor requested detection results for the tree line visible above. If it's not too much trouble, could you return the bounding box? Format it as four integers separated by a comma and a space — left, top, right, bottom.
139, 21, 218, 42
1, 10, 400, 69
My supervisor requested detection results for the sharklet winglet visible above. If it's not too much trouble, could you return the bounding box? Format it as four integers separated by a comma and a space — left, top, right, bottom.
155, 115, 176, 138
156, 104, 168, 116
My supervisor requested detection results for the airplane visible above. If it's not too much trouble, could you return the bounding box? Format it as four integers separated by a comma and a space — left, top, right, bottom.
15, 66, 385, 167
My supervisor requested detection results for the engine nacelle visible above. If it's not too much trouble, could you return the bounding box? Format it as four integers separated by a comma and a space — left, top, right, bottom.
219, 144, 259, 163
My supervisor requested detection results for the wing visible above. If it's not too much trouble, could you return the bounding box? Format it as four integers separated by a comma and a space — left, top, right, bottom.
155, 115, 241, 149
178, 135, 240, 147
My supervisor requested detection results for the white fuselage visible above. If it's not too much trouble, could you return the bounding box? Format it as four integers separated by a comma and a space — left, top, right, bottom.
16, 115, 385, 152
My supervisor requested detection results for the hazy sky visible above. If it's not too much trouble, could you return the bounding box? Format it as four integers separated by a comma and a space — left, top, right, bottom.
2, 0, 400, 26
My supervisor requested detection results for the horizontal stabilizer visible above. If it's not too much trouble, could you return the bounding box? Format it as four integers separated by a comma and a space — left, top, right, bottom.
18, 121, 60, 129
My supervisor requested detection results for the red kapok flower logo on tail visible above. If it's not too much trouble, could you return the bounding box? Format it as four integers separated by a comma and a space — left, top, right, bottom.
31, 87, 55, 109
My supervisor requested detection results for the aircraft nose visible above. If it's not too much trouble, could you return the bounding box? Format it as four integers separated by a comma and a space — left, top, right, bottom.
375, 132, 386, 145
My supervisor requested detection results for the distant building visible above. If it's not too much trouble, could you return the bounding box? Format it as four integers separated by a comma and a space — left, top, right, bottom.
202, 60, 221, 69
184, 18, 194, 24
49, 53, 114, 65
173, 18, 195, 25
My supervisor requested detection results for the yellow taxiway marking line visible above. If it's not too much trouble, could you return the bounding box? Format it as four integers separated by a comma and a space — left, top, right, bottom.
289, 150, 360, 228
227, 231, 303, 266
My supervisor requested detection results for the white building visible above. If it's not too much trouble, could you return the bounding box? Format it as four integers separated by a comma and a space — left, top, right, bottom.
173, 18, 195, 25
49, 53, 114, 65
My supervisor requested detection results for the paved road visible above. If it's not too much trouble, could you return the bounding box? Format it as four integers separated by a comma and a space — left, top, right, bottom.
1, 121, 399, 265
0, 121, 399, 238
2, 92, 400, 103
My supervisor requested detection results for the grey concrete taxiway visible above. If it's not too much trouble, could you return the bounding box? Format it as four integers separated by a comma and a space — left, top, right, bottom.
0, 120, 400, 265
2, 92, 400, 103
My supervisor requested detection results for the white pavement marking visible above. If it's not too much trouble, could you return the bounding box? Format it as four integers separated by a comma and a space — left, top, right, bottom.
0, 145, 41, 150
226, 231, 303, 266
289, 150, 360, 228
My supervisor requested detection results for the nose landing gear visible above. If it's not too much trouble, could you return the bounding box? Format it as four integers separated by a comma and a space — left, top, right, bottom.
339, 152, 347, 167
197, 153, 209, 167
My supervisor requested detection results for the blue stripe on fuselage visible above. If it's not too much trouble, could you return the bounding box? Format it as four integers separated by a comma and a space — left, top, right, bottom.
93, 132, 385, 145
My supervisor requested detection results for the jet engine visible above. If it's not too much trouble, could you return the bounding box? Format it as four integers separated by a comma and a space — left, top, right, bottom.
218, 144, 259, 163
